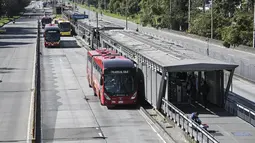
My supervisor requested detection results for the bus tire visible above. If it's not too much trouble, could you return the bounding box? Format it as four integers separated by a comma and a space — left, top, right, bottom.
99, 94, 103, 105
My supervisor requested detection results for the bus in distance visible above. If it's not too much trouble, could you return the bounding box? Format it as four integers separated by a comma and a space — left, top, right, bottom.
87, 51, 138, 106
57, 20, 72, 36
44, 24, 61, 48
41, 16, 52, 29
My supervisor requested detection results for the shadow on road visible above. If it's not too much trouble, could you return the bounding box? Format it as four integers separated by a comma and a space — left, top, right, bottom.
107, 104, 139, 110
0, 67, 18, 74
2, 27, 38, 35
0, 35, 37, 39
0, 68, 18, 70
46, 40, 81, 49
0, 42, 31, 47
60, 40, 81, 48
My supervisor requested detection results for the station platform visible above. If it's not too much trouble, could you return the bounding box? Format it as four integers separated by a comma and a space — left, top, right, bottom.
174, 75, 255, 143
175, 101, 255, 143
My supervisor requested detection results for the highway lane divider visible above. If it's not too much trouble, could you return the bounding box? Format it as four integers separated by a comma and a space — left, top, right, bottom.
139, 106, 177, 143
26, 18, 38, 143
30, 19, 41, 143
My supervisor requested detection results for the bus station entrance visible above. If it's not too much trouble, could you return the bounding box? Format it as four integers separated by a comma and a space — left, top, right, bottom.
168, 70, 226, 108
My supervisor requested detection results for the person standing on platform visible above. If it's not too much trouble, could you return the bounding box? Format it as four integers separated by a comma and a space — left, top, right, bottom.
201, 80, 210, 108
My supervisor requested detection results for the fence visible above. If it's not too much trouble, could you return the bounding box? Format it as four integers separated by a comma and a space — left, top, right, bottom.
32, 19, 41, 143
225, 94, 255, 127
161, 98, 219, 143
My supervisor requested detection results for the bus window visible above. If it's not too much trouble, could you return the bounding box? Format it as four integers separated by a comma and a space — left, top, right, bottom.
104, 69, 135, 96
44, 28, 61, 48
59, 22, 71, 32
45, 30, 60, 42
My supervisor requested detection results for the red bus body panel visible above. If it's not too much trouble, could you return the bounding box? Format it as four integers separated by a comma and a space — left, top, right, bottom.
44, 41, 60, 47
87, 51, 138, 106
87, 49, 119, 87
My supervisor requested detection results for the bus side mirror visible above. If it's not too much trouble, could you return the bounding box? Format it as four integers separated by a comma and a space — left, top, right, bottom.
100, 77, 103, 85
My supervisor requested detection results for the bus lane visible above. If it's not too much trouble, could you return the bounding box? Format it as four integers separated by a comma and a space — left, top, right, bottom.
40, 36, 167, 143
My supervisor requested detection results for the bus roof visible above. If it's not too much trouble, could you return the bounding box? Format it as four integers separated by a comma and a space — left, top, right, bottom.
42, 16, 52, 19
58, 20, 70, 23
52, 17, 65, 22
88, 49, 119, 57
94, 55, 134, 68
45, 24, 60, 30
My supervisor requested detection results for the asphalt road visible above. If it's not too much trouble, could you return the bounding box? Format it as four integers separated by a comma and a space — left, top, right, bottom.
40, 36, 167, 143
0, 13, 38, 142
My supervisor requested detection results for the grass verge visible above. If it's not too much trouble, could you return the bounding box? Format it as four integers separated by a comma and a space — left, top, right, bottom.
0, 16, 20, 27
74, 3, 140, 24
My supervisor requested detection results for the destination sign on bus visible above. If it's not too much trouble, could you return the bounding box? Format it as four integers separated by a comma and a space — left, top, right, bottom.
109, 70, 129, 74
47, 30, 58, 33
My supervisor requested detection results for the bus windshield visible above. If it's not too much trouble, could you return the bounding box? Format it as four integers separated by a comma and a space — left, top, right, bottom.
104, 69, 135, 96
45, 30, 60, 42
59, 22, 71, 32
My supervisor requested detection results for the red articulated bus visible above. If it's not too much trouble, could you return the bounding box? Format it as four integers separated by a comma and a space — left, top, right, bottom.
87, 49, 138, 106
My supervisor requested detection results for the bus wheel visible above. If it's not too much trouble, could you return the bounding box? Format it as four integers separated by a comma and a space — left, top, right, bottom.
99, 94, 103, 105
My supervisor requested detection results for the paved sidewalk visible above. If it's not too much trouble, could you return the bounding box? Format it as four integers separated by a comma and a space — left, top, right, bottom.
177, 103, 255, 143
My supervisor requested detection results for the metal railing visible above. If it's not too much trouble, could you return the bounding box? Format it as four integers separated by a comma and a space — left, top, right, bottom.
162, 98, 219, 143
225, 95, 255, 127
32, 19, 41, 143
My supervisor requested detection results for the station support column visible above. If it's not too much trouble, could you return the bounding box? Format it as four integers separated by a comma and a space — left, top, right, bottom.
156, 70, 167, 110
224, 69, 235, 103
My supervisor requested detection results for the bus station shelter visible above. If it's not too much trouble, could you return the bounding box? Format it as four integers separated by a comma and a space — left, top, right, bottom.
99, 29, 238, 110
77, 19, 124, 49
98, 30, 239, 143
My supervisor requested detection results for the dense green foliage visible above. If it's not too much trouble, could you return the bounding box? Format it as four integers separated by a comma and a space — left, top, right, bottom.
77, 0, 254, 47
0, 0, 31, 17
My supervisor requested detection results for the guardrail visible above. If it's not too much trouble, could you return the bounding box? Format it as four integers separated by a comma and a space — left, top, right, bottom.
161, 98, 219, 143
32, 19, 41, 143
225, 95, 255, 127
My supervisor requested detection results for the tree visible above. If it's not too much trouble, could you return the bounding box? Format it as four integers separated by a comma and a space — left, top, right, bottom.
77, 0, 255, 47
214, 0, 241, 17
0, 0, 31, 17
221, 10, 253, 47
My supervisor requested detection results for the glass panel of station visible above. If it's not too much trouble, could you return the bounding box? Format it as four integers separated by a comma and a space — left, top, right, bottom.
167, 70, 226, 112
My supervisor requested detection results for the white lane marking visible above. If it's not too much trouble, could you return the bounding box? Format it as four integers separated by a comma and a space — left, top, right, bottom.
138, 110, 167, 143
98, 132, 103, 137
27, 41, 37, 142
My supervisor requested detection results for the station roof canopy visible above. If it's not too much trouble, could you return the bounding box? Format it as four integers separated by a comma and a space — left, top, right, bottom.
78, 19, 124, 31
101, 30, 238, 72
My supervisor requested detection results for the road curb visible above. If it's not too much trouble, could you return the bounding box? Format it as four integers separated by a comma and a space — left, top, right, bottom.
139, 106, 176, 143
26, 17, 38, 143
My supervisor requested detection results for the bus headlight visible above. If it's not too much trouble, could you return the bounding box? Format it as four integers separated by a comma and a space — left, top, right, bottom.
131, 92, 137, 100
104, 93, 111, 100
